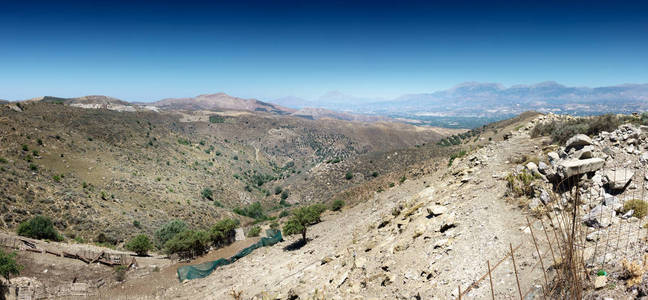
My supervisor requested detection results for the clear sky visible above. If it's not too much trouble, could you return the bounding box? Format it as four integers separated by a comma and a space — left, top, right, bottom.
1, 0, 647, 101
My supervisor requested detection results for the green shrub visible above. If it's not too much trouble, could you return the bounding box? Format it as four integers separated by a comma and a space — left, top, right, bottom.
233, 202, 267, 220
29, 163, 37, 171
0, 248, 23, 282
269, 221, 279, 230
125, 234, 154, 256
201, 187, 213, 200
210, 218, 239, 247
21, 144, 28, 151
37, 138, 43, 145
331, 199, 345, 211
345, 171, 353, 180
279, 210, 290, 218
623, 199, 648, 218
0, 157, 7, 164
17, 216, 62, 241
32, 150, 39, 157
52, 174, 61, 182
154, 219, 187, 249
505, 171, 536, 198
282, 204, 325, 243
164, 230, 211, 258
281, 190, 289, 200
531, 114, 623, 144
371, 171, 379, 178
133, 220, 141, 228
399, 175, 406, 183
448, 149, 467, 166
209, 115, 225, 123
247, 225, 261, 237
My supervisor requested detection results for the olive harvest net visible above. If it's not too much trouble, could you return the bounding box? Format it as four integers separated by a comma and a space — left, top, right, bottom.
177, 229, 283, 281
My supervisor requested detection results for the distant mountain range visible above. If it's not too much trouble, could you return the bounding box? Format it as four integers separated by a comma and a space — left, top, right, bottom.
8, 93, 392, 123
5, 81, 647, 128
272, 82, 648, 116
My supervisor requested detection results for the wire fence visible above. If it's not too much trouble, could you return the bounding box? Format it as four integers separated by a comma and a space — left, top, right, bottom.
458, 161, 647, 299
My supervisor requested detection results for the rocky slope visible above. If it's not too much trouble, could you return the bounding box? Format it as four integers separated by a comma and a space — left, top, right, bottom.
149, 93, 295, 115
0, 102, 453, 245
159, 113, 550, 299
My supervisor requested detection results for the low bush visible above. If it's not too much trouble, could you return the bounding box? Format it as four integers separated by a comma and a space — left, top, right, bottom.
448, 149, 467, 166
505, 171, 536, 198
125, 234, 153, 256
247, 225, 261, 237
345, 171, 353, 180
201, 187, 213, 200
623, 199, 648, 218
331, 199, 345, 211
531, 114, 625, 144
274, 186, 283, 195
17, 216, 62, 241
0, 248, 23, 282
234, 202, 267, 220
154, 219, 187, 249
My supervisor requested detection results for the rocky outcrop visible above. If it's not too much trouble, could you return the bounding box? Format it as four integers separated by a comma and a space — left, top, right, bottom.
558, 158, 605, 178
566, 134, 593, 149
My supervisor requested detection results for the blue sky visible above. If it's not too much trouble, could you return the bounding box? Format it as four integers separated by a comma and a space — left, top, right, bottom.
1, 0, 647, 101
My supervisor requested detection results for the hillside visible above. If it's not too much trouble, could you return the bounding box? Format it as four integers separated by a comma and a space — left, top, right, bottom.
0, 102, 453, 245
149, 93, 295, 115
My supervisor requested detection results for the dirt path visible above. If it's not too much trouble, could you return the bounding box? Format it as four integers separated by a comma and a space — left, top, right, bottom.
96, 238, 259, 300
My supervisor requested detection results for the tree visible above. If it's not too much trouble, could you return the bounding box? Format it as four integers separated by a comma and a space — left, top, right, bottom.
164, 230, 211, 258
282, 204, 324, 243
210, 218, 239, 247
16, 215, 62, 241
125, 234, 154, 256
154, 220, 187, 249
0, 248, 22, 283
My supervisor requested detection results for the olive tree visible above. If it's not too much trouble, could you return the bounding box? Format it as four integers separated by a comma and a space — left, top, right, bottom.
282, 204, 325, 243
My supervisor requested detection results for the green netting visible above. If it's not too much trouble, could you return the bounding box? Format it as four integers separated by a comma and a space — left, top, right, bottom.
177, 229, 283, 281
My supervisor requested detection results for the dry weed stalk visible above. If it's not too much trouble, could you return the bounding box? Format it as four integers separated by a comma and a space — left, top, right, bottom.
229, 289, 243, 300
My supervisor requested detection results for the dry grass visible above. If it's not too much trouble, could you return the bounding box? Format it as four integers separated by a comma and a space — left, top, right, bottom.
623, 199, 648, 218
621, 254, 648, 287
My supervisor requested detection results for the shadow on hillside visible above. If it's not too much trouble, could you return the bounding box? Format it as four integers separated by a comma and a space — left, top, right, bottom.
283, 238, 311, 251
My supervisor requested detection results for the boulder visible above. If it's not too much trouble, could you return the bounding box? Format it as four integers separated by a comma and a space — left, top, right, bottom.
558, 158, 605, 178
574, 145, 595, 159
566, 134, 592, 149
426, 205, 447, 217
605, 169, 634, 190
583, 205, 614, 228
